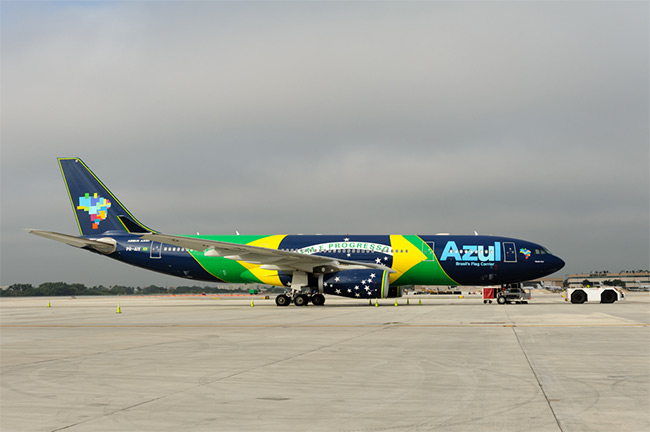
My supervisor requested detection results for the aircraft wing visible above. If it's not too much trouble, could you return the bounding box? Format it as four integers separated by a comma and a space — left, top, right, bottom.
139, 232, 394, 274
28, 230, 117, 254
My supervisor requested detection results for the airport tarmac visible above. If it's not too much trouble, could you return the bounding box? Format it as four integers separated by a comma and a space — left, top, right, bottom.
1, 293, 648, 432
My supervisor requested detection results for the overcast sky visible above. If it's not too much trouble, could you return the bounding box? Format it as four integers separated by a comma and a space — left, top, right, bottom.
1, 1, 648, 287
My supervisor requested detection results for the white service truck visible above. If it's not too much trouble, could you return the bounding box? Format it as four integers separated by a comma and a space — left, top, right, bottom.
567, 286, 625, 304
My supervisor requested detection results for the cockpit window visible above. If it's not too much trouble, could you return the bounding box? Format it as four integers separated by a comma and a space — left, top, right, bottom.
533, 248, 551, 255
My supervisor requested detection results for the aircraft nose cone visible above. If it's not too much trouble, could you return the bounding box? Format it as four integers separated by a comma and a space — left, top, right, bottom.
551, 255, 565, 273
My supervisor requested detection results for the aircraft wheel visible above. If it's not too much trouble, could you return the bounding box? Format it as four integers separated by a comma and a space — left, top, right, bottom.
312, 293, 325, 306
294, 294, 308, 306
275, 294, 291, 307
497, 296, 506, 304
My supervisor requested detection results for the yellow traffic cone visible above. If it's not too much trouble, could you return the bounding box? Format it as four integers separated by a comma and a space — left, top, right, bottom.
375, 299, 379, 307
116, 303, 121, 314
406, 298, 410, 305
418, 299, 422, 305
369, 299, 372, 306
250, 299, 255, 307
47, 300, 51, 308
394, 299, 398, 307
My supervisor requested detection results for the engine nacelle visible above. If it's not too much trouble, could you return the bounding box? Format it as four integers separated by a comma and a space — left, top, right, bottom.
319, 269, 391, 299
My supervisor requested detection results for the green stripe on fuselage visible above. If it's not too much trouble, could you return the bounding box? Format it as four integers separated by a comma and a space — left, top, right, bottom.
186, 235, 267, 283
392, 235, 458, 286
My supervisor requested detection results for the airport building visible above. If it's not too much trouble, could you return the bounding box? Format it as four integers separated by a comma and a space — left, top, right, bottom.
532, 277, 564, 287
565, 271, 650, 289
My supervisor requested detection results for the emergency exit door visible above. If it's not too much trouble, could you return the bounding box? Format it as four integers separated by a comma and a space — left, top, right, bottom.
150, 241, 162, 259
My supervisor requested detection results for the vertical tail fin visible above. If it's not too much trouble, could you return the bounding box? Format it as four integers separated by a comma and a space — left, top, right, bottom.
58, 157, 154, 235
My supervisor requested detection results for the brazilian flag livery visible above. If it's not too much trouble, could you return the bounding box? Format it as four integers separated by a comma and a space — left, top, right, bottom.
29, 158, 565, 304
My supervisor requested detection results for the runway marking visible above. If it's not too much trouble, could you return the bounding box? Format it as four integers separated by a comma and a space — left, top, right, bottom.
2, 323, 647, 328
511, 325, 564, 432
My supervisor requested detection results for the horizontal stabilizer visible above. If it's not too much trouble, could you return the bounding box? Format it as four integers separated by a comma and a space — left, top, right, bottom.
27, 230, 117, 254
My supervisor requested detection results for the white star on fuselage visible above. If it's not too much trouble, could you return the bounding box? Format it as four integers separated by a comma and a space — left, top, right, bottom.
344, 237, 350, 241
375, 258, 382, 263
335, 289, 341, 294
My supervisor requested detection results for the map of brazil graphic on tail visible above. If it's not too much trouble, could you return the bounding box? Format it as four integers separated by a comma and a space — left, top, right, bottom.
77, 193, 111, 229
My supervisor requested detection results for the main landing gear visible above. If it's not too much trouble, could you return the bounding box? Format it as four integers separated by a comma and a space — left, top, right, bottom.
275, 293, 325, 307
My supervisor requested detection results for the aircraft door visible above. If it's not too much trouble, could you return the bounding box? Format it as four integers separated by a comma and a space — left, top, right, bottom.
503, 242, 517, 262
421, 242, 435, 261
150, 242, 162, 259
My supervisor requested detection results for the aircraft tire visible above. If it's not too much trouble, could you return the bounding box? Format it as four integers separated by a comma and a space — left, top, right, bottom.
294, 294, 308, 307
497, 296, 506, 305
275, 294, 291, 307
312, 293, 325, 306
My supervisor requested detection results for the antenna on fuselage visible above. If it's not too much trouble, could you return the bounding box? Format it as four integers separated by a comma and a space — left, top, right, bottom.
474, 231, 479, 235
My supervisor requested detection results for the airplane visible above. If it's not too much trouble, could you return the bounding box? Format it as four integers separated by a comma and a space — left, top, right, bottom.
29, 157, 565, 306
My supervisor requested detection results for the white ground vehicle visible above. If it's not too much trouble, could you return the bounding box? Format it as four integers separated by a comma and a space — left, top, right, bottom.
567, 287, 625, 304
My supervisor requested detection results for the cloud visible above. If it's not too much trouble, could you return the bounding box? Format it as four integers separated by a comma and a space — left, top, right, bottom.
1, 1, 648, 285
